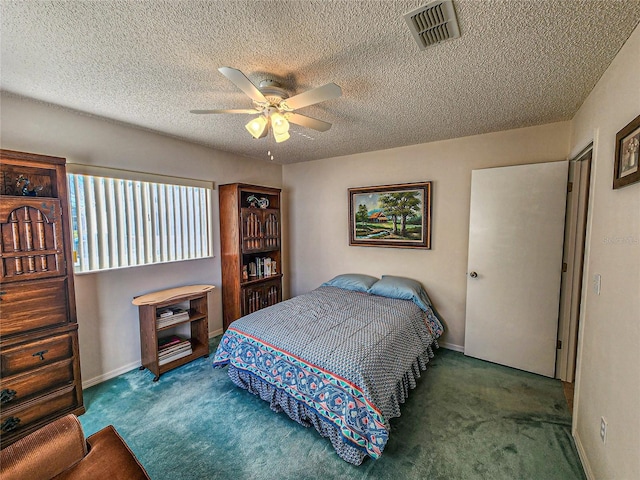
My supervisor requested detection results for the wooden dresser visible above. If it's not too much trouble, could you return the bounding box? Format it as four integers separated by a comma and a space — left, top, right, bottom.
0, 149, 84, 448
219, 183, 283, 330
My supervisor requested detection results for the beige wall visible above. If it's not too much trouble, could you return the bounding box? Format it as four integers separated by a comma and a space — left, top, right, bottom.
282, 122, 571, 349
569, 25, 640, 480
0, 94, 283, 386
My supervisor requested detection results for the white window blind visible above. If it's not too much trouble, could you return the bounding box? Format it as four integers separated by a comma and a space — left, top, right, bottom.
68, 173, 212, 273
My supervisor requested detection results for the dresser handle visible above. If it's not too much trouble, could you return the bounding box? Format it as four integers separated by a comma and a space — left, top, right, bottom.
1, 416, 21, 433
0, 388, 17, 404
32, 349, 49, 361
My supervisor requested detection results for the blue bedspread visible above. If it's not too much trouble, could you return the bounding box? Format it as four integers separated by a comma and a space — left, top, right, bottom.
213, 285, 443, 462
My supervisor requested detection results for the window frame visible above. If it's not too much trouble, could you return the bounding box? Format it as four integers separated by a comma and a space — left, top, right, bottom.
67, 166, 213, 274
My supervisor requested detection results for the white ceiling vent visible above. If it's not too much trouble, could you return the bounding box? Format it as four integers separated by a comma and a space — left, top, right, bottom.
404, 0, 460, 50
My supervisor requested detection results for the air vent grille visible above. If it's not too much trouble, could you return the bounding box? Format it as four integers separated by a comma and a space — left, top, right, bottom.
404, 0, 460, 50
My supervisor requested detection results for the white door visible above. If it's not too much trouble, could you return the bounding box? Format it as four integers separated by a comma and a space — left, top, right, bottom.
464, 161, 568, 377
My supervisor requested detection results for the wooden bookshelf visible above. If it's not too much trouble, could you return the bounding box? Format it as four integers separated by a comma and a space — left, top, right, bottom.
219, 184, 282, 330
133, 285, 214, 381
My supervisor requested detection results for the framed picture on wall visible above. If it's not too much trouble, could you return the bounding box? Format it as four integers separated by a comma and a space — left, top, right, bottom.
349, 182, 432, 249
613, 114, 640, 189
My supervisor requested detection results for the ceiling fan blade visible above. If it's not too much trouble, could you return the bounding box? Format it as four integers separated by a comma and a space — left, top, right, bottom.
218, 67, 267, 104
190, 109, 259, 114
286, 113, 332, 132
281, 83, 342, 111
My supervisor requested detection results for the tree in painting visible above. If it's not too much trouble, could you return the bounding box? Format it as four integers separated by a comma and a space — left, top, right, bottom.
379, 194, 400, 234
379, 191, 422, 235
356, 203, 369, 224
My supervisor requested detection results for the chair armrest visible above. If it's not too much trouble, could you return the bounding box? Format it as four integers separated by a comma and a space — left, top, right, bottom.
0, 414, 87, 480
54, 425, 150, 480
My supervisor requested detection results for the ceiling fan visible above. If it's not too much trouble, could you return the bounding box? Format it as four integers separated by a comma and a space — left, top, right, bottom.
191, 67, 342, 143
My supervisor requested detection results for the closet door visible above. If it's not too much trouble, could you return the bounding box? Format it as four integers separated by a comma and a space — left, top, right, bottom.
464, 161, 568, 377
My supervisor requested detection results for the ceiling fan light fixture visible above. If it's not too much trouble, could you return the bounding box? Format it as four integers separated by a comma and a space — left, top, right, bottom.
270, 111, 290, 143
270, 112, 290, 135
273, 130, 290, 143
245, 115, 268, 138
193, 67, 342, 145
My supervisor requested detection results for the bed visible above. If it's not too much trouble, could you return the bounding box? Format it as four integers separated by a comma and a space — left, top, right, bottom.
212, 274, 443, 465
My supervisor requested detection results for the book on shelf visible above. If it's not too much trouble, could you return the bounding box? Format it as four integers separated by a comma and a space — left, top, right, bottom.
156, 306, 189, 319
158, 348, 193, 366
158, 340, 191, 358
156, 316, 189, 328
156, 308, 190, 328
158, 336, 189, 350
158, 334, 185, 349
261, 257, 271, 276
249, 256, 274, 279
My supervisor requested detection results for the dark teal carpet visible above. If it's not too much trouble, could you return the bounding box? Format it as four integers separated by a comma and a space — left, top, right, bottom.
79, 337, 585, 479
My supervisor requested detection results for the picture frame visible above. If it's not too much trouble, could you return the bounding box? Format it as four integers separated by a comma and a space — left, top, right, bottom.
613, 114, 640, 189
349, 182, 432, 249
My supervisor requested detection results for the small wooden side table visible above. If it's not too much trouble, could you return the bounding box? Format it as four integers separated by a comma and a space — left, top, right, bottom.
133, 285, 214, 381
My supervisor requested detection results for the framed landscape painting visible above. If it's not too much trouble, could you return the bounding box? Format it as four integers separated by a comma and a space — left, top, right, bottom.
349, 182, 432, 249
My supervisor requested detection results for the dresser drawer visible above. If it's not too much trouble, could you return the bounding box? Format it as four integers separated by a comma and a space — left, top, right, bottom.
1, 333, 74, 377
1, 358, 75, 407
0, 385, 80, 441
0, 277, 70, 337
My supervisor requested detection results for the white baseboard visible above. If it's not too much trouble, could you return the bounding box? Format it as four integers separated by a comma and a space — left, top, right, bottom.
82, 360, 140, 389
573, 432, 594, 480
209, 328, 223, 338
438, 341, 464, 352
83, 332, 457, 388
83, 330, 224, 389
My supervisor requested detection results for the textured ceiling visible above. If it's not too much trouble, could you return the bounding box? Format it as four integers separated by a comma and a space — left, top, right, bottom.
1, 1, 639, 164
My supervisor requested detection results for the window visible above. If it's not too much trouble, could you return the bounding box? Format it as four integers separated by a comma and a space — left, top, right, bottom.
68, 173, 212, 273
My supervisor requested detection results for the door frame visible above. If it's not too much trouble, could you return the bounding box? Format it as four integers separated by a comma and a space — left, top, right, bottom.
556, 145, 593, 382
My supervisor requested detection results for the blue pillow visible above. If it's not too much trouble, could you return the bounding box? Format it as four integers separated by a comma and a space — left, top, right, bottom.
321, 274, 379, 293
368, 275, 432, 311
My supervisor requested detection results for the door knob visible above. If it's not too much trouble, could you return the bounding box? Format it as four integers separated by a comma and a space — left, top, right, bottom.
469, 271, 478, 278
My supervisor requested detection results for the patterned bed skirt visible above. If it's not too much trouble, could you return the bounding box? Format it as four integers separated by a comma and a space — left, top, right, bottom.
226, 341, 438, 465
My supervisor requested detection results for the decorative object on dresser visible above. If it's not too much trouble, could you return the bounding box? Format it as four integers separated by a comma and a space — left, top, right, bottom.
219, 183, 282, 331
132, 284, 214, 381
0, 149, 84, 448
